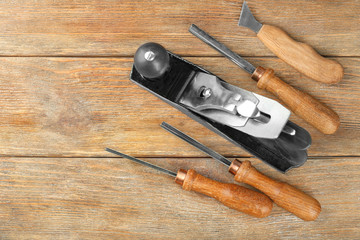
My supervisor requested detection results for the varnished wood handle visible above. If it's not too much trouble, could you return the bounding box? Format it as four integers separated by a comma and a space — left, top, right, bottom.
257, 24, 343, 84
229, 160, 321, 221
252, 66, 340, 134
175, 169, 273, 218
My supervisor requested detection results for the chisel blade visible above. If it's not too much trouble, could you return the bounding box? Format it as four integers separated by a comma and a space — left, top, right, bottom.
106, 148, 177, 177
238, 1, 262, 33
161, 122, 232, 167
189, 24, 256, 75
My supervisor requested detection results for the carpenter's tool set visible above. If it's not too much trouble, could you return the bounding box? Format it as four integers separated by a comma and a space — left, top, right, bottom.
108, 1, 343, 221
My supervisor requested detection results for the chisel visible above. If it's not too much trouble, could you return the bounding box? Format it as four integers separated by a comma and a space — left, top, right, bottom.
160, 122, 321, 221
105, 148, 273, 218
189, 24, 340, 135
238, 1, 343, 84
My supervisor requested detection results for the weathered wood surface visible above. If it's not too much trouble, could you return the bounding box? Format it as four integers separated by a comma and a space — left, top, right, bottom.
0, 157, 359, 239
0, 0, 359, 239
0, 57, 358, 157
0, 0, 358, 57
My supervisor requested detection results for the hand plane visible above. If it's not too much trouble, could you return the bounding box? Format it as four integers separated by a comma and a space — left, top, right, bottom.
130, 42, 312, 172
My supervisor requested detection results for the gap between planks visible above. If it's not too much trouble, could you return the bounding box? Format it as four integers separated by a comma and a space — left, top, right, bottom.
0, 55, 356, 58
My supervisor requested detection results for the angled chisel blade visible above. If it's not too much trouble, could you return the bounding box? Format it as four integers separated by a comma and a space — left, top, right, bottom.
238, 1, 262, 33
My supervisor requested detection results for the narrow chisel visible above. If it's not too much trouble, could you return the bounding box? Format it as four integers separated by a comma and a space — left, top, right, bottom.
106, 148, 273, 218
160, 122, 321, 221
189, 24, 340, 135
238, 1, 343, 84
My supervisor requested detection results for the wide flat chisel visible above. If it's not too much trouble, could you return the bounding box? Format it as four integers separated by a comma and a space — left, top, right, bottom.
160, 122, 321, 221
189, 24, 340, 135
106, 148, 272, 218
238, 1, 343, 84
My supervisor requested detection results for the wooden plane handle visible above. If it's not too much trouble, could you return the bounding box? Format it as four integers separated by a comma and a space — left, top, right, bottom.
252, 66, 340, 134
175, 169, 273, 218
229, 160, 321, 221
257, 24, 343, 84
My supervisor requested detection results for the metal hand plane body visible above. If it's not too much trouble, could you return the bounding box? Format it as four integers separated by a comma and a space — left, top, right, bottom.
179, 71, 290, 139
130, 42, 311, 172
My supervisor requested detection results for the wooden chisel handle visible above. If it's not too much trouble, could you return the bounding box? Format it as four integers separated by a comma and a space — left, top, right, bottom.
175, 169, 273, 218
257, 24, 343, 84
252, 66, 340, 134
229, 160, 321, 221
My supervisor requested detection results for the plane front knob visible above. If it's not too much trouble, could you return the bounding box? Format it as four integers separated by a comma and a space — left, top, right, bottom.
134, 42, 170, 79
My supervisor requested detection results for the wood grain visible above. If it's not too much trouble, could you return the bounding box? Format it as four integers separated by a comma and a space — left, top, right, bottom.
0, 57, 358, 157
178, 168, 273, 218
231, 160, 321, 221
0, 0, 358, 238
253, 67, 340, 134
0, 156, 358, 239
0, 0, 357, 57
257, 24, 344, 83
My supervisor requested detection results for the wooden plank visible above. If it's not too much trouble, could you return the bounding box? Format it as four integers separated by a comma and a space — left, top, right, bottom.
0, 0, 357, 239
0, 56, 358, 157
0, 0, 358, 56
0, 156, 358, 239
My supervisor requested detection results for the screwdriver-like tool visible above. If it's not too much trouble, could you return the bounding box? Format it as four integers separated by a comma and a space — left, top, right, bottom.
160, 122, 321, 221
189, 24, 340, 135
106, 147, 273, 218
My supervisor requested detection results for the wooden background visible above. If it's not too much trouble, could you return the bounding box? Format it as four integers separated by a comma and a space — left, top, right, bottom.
0, 0, 359, 239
